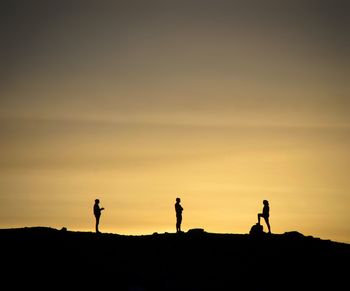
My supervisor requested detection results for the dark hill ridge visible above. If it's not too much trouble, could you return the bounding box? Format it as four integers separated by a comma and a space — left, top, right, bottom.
1, 227, 349, 290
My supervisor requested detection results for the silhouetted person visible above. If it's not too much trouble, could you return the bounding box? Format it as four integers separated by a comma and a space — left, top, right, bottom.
175, 197, 183, 233
93, 199, 105, 233
258, 200, 271, 233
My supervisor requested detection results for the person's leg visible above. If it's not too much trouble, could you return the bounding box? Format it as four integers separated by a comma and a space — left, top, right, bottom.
264, 217, 271, 233
176, 215, 182, 232
258, 213, 262, 224
95, 215, 100, 233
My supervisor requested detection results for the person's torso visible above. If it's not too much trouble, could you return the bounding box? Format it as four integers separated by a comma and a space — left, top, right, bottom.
263, 205, 269, 216
94, 204, 101, 215
175, 203, 183, 214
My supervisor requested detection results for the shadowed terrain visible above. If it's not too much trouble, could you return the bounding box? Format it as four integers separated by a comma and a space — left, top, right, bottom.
1, 227, 349, 290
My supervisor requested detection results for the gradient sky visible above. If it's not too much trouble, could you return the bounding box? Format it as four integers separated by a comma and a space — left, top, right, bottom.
1, 0, 349, 242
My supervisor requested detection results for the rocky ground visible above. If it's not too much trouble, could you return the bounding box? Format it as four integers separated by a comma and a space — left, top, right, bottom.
1, 227, 349, 290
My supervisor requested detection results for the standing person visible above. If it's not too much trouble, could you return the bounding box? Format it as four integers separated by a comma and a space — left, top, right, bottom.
93, 199, 105, 233
258, 200, 271, 234
175, 197, 183, 233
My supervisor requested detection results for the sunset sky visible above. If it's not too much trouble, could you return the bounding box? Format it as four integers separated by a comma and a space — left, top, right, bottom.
1, 0, 349, 242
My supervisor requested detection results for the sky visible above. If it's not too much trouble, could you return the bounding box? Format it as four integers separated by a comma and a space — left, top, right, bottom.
1, 0, 350, 242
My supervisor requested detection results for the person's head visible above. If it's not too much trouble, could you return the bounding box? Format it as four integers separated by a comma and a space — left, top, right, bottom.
176, 197, 181, 203
263, 200, 269, 205
95, 199, 100, 204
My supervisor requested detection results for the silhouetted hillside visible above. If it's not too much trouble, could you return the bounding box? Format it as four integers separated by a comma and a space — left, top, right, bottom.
1, 227, 349, 290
